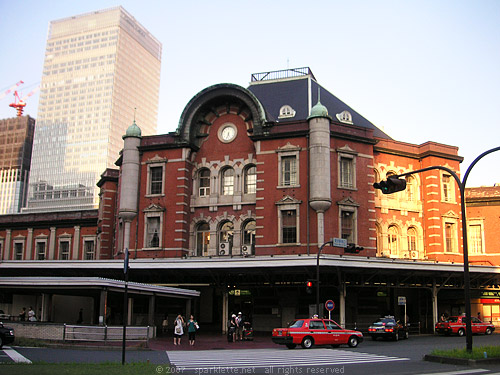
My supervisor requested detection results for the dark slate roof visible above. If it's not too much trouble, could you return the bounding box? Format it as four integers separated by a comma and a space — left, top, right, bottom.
247, 75, 392, 140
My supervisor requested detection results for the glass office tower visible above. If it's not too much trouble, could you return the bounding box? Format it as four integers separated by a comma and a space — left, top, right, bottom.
25, 7, 161, 212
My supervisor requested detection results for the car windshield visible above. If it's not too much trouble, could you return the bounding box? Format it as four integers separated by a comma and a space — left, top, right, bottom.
289, 320, 304, 328
373, 318, 396, 326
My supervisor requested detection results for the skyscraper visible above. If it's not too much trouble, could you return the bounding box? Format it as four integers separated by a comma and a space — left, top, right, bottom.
25, 7, 161, 212
0, 116, 35, 214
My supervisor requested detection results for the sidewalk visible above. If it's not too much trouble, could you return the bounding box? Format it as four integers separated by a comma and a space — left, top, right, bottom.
149, 331, 275, 351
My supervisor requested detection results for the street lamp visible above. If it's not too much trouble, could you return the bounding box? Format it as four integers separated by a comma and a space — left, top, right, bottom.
316, 240, 333, 317
121, 248, 129, 365
374, 146, 500, 352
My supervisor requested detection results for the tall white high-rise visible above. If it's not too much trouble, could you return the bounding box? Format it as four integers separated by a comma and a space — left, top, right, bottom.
25, 7, 161, 212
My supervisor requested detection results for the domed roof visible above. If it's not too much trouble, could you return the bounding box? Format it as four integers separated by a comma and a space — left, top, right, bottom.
123, 120, 142, 139
308, 100, 329, 119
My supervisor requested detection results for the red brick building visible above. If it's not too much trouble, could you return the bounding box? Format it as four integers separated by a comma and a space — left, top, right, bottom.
1, 68, 499, 333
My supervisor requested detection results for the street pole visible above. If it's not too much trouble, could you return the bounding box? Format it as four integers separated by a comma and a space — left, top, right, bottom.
390, 146, 500, 353
316, 240, 333, 317
122, 248, 129, 365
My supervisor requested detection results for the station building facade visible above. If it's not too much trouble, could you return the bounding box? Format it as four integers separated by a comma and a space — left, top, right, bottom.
1, 68, 499, 333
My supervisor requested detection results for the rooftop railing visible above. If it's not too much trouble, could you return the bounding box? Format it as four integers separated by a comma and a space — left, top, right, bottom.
251, 67, 315, 82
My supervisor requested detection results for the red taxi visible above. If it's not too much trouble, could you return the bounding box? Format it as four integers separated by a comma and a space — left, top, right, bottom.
272, 318, 363, 349
435, 315, 494, 336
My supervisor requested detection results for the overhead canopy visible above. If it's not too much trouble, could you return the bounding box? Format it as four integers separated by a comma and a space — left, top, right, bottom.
0, 277, 200, 299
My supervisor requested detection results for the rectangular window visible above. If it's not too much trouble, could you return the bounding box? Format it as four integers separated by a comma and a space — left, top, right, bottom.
469, 224, 483, 254
146, 216, 160, 248
36, 242, 46, 260
199, 170, 210, 197
445, 223, 456, 252
59, 241, 70, 260
14, 242, 23, 260
281, 156, 297, 186
84, 240, 95, 260
340, 210, 354, 243
442, 174, 453, 202
150, 166, 163, 195
340, 157, 354, 188
282, 209, 297, 243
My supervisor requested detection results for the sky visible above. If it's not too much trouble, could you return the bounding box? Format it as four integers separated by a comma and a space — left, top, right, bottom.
0, 0, 499, 187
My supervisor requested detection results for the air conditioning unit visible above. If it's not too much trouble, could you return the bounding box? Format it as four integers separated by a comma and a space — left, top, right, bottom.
219, 242, 229, 256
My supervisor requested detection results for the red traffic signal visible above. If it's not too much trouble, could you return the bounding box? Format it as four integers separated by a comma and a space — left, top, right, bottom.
345, 243, 364, 254
306, 280, 313, 294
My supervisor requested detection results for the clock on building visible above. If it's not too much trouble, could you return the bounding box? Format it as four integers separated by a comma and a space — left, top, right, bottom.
218, 123, 237, 143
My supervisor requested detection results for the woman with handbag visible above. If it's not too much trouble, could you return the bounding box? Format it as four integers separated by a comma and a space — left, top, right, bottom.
173, 314, 184, 345
187, 315, 199, 346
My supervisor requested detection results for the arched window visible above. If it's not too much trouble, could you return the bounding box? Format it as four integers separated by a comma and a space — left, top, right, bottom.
244, 165, 256, 194
407, 227, 417, 253
242, 220, 256, 255
388, 225, 399, 256
222, 168, 234, 195
218, 221, 234, 255
198, 168, 210, 197
196, 222, 210, 257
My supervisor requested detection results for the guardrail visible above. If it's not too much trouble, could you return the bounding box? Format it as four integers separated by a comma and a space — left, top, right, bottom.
63, 324, 151, 347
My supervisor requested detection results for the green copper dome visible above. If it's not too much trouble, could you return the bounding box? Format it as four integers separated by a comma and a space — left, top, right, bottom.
308, 100, 329, 119
123, 120, 142, 139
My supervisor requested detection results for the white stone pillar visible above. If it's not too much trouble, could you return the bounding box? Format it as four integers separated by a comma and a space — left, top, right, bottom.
72, 226, 80, 259
27, 228, 33, 260
339, 283, 346, 328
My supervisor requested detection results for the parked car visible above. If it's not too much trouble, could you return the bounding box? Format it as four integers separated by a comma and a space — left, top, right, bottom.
272, 318, 363, 349
0, 310, 10, 321
0, 322, 15, 348
435, 315, 494, 336
368, 316, 409, 341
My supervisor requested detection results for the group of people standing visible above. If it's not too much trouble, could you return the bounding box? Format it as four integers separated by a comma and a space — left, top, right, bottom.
229, 312, 244, 342
18, 307, 37, 321
173, 314, 199, 346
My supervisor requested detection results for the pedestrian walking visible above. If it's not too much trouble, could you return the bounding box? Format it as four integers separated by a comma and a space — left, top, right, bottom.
229, 314, 237, 342
28, 306, 36, 322
187, 315, 199, 346
236, 312, 243, 341
173, 314, 184, 345
19, 307, 26, 321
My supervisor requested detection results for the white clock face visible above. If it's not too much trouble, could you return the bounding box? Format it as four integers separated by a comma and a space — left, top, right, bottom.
220, 124, 236, 142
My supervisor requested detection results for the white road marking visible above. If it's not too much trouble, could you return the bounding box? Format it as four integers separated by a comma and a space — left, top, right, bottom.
2, 346, 32, 363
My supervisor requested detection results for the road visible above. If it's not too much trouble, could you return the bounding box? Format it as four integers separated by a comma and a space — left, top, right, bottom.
4, 334, 500, 374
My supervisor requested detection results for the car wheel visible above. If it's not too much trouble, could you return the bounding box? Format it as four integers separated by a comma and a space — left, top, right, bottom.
0, 336, 3, 349
348, 336, 359, 348
485, 327, 493, 335
301, 337, 314, 349
457, 329, 465, 337
286, 344, 297, 349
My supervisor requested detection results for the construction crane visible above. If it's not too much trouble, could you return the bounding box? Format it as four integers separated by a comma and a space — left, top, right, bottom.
9, 85, 40, 117
0, 80, 24, 101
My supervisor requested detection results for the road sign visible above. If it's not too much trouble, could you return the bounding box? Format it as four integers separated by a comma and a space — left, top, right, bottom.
398, 296, 406, 306
332, 238, 347, 248
325, 300, 335, 311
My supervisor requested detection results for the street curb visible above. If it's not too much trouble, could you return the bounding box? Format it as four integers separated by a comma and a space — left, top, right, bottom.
424, 354, 500, 366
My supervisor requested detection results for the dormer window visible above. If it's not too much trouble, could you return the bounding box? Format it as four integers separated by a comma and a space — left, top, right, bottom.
336, 110, 353, 124
279, 105, 296, 119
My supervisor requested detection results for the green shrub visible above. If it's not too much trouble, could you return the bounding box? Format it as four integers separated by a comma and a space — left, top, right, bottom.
431, 345, 500, 360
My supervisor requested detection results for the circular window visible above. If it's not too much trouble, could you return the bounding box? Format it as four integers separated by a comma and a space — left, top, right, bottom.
218, 123, 237, 143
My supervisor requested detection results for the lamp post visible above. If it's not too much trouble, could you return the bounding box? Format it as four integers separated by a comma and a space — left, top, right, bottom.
375, 146, 500, 352
316, 240, 333, 317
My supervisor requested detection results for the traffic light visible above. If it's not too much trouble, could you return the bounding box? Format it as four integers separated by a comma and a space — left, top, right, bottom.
306, 280, 313, 294
345, 243, 364, 254
373, 176, 407, 194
